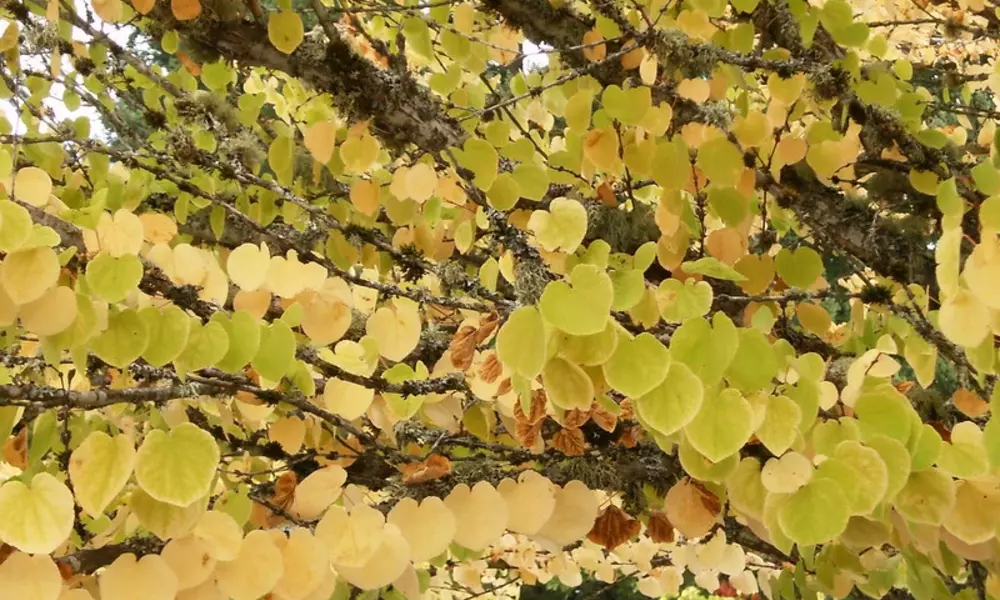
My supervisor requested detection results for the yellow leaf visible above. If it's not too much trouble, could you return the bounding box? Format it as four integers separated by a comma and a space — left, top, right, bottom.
215, 530, 284, 600
583, 127, 620, 172
0, 472, 74, 554
350, 179, 381, 216
20, 285, 77, 336
365, 298, 421, 361
581, 28, 605, 62
268, 11, 304, 54
92, 0, 122, 21
0, 552, 61, 600
12, 167, 52, 207
303, 120, 337, 164
1, 246, 59, 305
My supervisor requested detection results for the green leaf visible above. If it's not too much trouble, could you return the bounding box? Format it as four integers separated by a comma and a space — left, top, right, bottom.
85, 253, 143, 303
755, 395, 802, 456
775, 247, 823, 288
635, 361, 703, 436
496, 306, 548, 379
685, 388, 754, 462
140, 305, 191, 368
542, 356, 594, 411
135, 422, 220, 507
213, 310, 261, 373
175, 319, 230, 374
725, 328, 779, 392
602, 331, 670, 398
251, 321, 296, 382
658, 278, 713, 323
539, 264, 614, 336
669, 312, 739, 386
778, 477, 850, 546
893, 467, 955, 525
91, 308, 150, 368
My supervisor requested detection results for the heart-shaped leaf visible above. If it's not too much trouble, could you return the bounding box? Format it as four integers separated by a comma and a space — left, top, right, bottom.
603, 332, 670, 398
0, 473, 74, 554
685, 388, 754, 462
69, 431, 136, 518
135, 423, 220, 507
540, 264, 613, 336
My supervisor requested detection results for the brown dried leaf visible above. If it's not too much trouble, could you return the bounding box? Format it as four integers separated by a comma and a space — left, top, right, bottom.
590, 402, 617, 433
272, 471, 298, 506
646, 511, 675, 543
597, 182, 617, 207
952, 388, 990, 419
665, 478, 720, 539
449, 325, 477, 371
3, 428, 26, 469
619, 398, 635, 421
514, 419, 543, 449
690, 479, 723, 516
475, 312, 500, 343
496, 377, 513, 396
587, 504, 641, 550
0, 544, 13, 567
398, 453, 453, 485
250, 471, 297, 528
551, 427, 586, 456
616, 425, 642, 448
479, 351, 502, 384
562, 408, 591, 430
514, 389, 547, 425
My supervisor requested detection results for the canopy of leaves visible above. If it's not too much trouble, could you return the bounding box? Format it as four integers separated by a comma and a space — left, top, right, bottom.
0, 0, 999, 598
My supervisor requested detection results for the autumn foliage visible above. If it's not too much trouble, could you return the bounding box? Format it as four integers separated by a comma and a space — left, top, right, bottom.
0, 0, 999, 598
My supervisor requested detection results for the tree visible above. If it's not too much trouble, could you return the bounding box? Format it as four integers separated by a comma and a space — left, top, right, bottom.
0, 0, 999, 597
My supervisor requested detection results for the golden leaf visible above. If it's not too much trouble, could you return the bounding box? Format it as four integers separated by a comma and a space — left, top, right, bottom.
2, 428, 26, 470
398, 454, 453, 485
132, 0, 155, 14
171, 0, 200, 20
581, 28, 606, 62
952, 388, 990, 419
664, 478, 720, 539
587, 504, 640, 550
551, 427, 585, 456
646, 511, 675, 543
